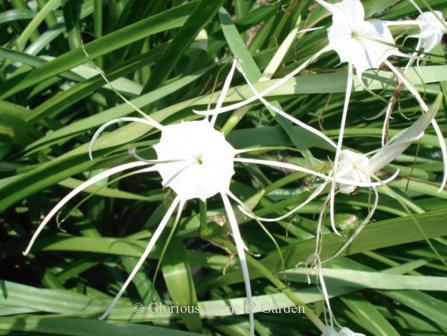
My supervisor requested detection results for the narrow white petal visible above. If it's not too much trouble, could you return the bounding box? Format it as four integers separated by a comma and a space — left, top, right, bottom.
194, 46, 331, 116
385, 61, 429, 112
236, 157, 385, 188
80, 41, 163, 130
221, 193, 254, 336
99, 197, 181, 320
235, 157, 328, 180
211, 58, 238, 125
237, 66, 336, 149
370, 96, 439, 173
384, 20, 421, 26
324, 185, 379, 263
23, 161, 152, 256
330, 63, 353, 236
408, 0, 423, 14
317, 259, 335, 328
230, 182, 328, 222
385, 62, 447, 190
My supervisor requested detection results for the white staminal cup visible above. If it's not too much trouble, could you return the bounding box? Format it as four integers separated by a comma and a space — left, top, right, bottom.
335, 149, 371, 194
154, 120, 236, 201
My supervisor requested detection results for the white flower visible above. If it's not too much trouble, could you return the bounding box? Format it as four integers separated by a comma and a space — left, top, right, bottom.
335, 149, 370, 194
242, 100, 439, 267
317, 0, 399, 76
414, 11, 447, 52
154, 120, 236, 201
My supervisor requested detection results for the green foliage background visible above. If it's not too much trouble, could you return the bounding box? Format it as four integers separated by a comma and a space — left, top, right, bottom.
0, 0, 447, 335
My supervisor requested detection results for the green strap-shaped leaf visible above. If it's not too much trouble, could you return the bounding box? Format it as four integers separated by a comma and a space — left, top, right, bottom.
162, 239, 203, 332
143, 0, 224, 92
196, 208, 447, 291
0, 2, 198, 98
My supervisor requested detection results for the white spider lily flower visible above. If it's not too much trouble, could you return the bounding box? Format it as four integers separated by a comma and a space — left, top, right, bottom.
315, 0, 404, 235
239, 94, 440, 235
194, 1, 401, 118
234, 152, 396, 227
22, 56, 261, 335
412, 11, 447, 53
316, 0, 401, 78
23, 116, 258, 333
325, 95, 440, 263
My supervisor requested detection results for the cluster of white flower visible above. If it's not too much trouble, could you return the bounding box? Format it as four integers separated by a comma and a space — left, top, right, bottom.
23, 1, 446, 335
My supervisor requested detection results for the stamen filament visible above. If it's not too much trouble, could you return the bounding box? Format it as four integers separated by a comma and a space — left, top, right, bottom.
330, 63, 353, 236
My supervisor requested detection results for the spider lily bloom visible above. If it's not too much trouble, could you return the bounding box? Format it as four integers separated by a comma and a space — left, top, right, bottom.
326, 94, 440, 262
405, 0, 447, 54
21, 57, 261, 334
194, 0, 401, 117
236, 97, 440, 327
238, 93, 440, 246
24, 114, 262, 332
413, 11, 447, 53
315, 0, 401, 81
238, 149, 392, 238
314, 0, 409, 236
305, 102, 440, 332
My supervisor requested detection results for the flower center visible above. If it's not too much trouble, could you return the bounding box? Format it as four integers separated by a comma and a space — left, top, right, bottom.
336, 149, 371, 194
194, 153, 204, 165
350, 30, 362, 40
